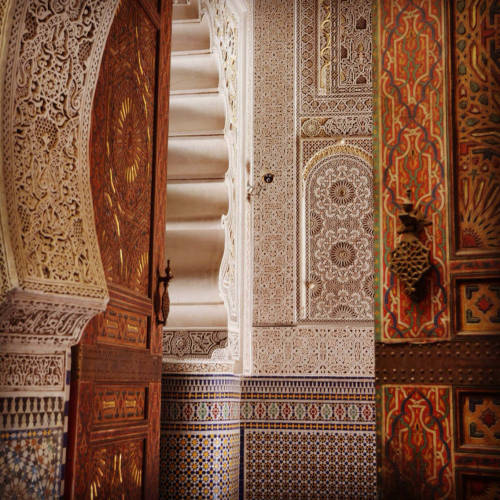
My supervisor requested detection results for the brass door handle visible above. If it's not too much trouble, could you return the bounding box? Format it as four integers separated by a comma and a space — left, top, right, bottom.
157, 260, 173, 325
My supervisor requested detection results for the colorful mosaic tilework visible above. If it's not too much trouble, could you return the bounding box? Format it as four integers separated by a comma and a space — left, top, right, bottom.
241, 376, 375, 430
160, 431, 240, 500
161, 375, 241, 499
0, 428, 63, 498
240, 377, 376, 499
162, 374, 241, 403
244, 429, 376, 500
161, 374, 241, 432
160, 375, 376, 499
0, 394, 67, 498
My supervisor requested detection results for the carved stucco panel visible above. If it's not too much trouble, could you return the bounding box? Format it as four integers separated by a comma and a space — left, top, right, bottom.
301, 145, 374, 321
163, 330, 228, 359
201, 0, 240, 327
0, 289, 104, 347
252, 0, 295, 326
0, 352, 65, 391
0, 0, 18, 302
252, 326, 374, 376
1, 0, 117, 301
0, 0, 123, 346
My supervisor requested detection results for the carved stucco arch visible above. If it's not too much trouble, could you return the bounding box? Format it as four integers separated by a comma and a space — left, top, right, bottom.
0, 0, 120, 347
300, 144, 374, 321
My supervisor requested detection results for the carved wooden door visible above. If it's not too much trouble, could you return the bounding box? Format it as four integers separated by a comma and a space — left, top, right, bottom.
374, 1, 500, 498
66, 1, 171, 498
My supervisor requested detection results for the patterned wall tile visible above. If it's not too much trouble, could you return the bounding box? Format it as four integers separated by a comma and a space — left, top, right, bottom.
241, 376, 375, 428
160, 431, 240, 500
244, 430, 375, 500
160, 375, 377, 498
0, 428, 63, 498
241, 377, 376, 499
160, 375, 240, 499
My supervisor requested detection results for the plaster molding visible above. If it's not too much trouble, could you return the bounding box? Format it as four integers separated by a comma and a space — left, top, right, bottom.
0, 352, 65, 391
0, 0, 119, 347
163, 329, 228, 359
0, 288, 104, 348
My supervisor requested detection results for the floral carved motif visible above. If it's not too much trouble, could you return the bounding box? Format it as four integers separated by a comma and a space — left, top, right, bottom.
163, 330, 228, 359
303, 146, 373, 320
252, 326, 374, 376
0, 353, 64, 390
1, 0, 116, 300
253, 0, 296, 326
299, 0, 373, 134
0, 289, 104, 347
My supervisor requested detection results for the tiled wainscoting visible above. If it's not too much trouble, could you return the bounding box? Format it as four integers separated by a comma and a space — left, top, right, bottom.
160, 375, 376, 499
160, 375, 241, 499
0, 396, 67, 498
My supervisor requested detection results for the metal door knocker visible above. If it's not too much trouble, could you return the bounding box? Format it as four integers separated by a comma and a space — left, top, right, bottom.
389, 189, 431, 300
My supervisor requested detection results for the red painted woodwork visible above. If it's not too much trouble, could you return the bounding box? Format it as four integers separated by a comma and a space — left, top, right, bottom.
375, 1, 500, 498
66, 1, 172, 498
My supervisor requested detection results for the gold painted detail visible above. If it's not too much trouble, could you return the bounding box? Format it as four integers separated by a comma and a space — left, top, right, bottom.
89, 440, 143, 499
93, 386, 146, 424
99, 305, 147, 347
303, 144, 372, 179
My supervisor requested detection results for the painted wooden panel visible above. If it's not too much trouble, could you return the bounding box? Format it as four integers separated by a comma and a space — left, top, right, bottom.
88, 439, 144, 499
375, 1, 500, 498
457, 470, 500, 500
374, 0, 450, 342
379, 385, 454, 499
450, 0, 500, 256
90, 0, 158, 297
457, 389, 500, 454
455, 278, 500, 335
92, 386, 147, 426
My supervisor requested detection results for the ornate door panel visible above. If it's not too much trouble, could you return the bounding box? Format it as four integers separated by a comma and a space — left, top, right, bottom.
66, 0, 172, 498
374, 0, 500, 498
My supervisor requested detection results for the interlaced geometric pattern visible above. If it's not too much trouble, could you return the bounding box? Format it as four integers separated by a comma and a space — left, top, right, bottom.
389, 237, 430, 296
